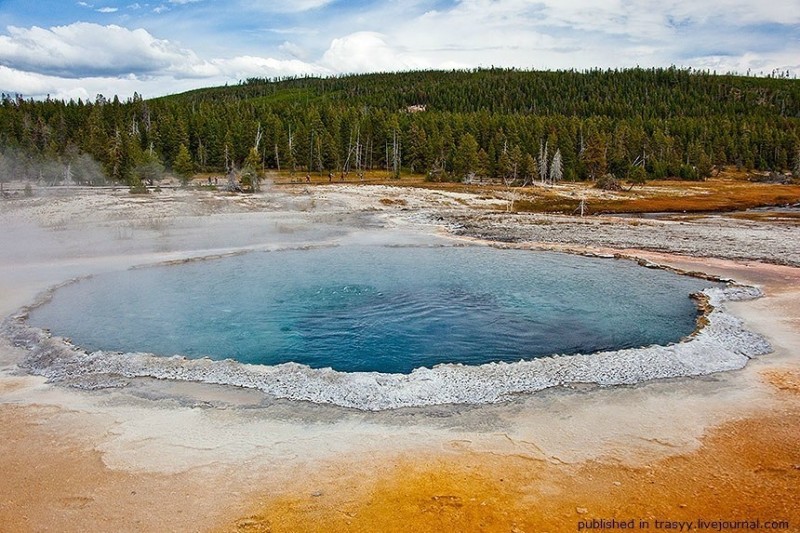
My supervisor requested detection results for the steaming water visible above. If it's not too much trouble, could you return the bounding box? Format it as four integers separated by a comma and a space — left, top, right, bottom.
28, 245, 716, 374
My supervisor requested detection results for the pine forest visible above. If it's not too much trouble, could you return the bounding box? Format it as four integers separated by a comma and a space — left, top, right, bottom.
1, 67, 799, 188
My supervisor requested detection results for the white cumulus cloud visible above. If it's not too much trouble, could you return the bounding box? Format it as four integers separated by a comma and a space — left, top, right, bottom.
279, 41, 309, 60
321, 32, 432, 73
344, 0, 800, 74
0, 22, 330, 99
0, 23, 212, 78
212, 55, 328, 79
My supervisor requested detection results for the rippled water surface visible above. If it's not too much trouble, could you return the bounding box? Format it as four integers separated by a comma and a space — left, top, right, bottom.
28, 245, 716, 373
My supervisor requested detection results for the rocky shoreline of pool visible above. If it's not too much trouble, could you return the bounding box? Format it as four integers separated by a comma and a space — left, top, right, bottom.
3, 280, 771, 410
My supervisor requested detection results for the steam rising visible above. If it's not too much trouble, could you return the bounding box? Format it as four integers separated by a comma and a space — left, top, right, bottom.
0, 146, 106, 191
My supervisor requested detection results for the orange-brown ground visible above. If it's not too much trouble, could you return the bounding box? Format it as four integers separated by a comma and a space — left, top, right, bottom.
508, 175, 799, 215
249, 167, 800, 215
0, 403, 251, 532
220, 254, 800, 533
226, 372, 800, 533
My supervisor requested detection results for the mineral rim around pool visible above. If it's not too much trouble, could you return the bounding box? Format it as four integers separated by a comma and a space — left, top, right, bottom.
12, 244, 771, 410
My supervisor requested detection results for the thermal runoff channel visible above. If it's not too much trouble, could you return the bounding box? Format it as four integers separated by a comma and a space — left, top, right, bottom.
28, 246, 716, 373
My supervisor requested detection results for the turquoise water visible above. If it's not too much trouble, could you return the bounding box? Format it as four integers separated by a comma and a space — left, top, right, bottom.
28, 246, 715, 373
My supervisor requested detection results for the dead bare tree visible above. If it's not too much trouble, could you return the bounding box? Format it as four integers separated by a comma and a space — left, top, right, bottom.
549, 149, 563, 184
538, 140, 549, 186
391, 130, 401, 178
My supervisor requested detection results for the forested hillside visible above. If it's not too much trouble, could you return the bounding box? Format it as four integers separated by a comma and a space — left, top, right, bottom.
1, 68, 799, 188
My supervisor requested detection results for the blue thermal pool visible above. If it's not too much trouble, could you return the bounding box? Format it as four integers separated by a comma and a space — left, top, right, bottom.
28, 245, 716, 374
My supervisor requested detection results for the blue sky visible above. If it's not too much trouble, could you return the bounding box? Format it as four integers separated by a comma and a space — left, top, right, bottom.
0, 0, 798, 100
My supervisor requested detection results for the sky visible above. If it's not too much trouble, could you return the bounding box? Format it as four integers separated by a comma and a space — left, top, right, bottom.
0, 0, 798, 100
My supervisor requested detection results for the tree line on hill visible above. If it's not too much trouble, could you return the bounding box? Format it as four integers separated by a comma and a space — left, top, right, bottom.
1, 67, 799, 190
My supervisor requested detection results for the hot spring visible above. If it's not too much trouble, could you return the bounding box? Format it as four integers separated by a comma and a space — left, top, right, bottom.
28, 245, 717, 374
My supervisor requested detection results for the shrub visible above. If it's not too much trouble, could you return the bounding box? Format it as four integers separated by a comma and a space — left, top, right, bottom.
595, 173, 622, 191
129, 176, 149, 194
628, 165, 647, 186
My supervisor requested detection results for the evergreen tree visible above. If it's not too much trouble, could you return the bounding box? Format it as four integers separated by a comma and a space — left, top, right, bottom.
240, 146, 262, 192
453, 133, 479, 180
696, 149, 713, 180
628, 164, 647, 187
134, 147, 165, 185
508, 145, 522, 183
498, 148, 513, 184
173, 143, 194, 186
582, 134, 607, 181
521, 153, 537, 186
476, 148, 491, 180
107, 128, 135, 183
406, 122, 429, 173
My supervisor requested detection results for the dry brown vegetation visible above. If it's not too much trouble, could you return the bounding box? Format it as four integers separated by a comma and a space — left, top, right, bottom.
260, 168, 800, 215
476, 172, 798, 215
588, 181, 800, 214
